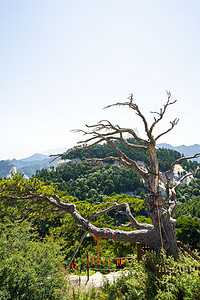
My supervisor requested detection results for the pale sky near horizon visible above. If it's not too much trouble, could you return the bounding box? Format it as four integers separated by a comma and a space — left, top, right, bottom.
1, 0, 200, 160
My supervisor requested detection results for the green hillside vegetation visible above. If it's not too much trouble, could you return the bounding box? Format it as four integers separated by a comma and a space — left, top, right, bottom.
35, 163, 146, 200
64, 138, 199, 172
0, 220, 68, 299
175, 174, 200, 217
34, 140, 199, 205
173, 171, 200, 251
1, 142, 200, 299
1, 174, 200, 299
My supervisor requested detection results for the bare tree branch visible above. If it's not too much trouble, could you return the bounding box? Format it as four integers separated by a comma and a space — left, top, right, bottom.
117, 205, 154, 230
150, 91, 178, 137
155, 118, 179, 142
91, 202, 153, 230
106, 139, 149, 181
166, 153, 200, 178
70, 204, 155, 243
85, 156, 120, 164
103, 94, 134, 109
164, 153, 200, 198
50, 121, 148, 163
165, 162, 199, 218
104, 94, 152, 142
77, 120, 148, 146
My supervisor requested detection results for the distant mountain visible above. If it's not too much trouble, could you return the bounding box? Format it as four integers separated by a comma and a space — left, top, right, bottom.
10, 154, 51, 169
0, 160, 16, 178
157, 143, 200, 162
1, 143, 199, 179
0, 153, 59, 179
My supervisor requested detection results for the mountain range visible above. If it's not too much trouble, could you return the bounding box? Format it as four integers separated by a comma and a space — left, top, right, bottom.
157, 143, 200, 162
0, 153, 59, 179
0, 143, 199, 179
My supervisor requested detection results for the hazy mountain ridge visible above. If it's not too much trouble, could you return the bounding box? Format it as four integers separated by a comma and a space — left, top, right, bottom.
10, 154, 51, 169
0, 160, 16, 178
157, 143, 200, 162
0, 154, 58, 179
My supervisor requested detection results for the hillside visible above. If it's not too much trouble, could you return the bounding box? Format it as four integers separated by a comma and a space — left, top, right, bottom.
34, 140, 200, 204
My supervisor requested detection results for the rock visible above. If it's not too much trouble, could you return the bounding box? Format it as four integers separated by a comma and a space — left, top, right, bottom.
57, 158, 82, 168
6, 166, 17, 178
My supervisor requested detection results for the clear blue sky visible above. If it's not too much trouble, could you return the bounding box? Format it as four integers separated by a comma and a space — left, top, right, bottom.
1, 0, 200, 159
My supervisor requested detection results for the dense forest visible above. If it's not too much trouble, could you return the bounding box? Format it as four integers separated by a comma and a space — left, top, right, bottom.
63, 138, 199, 172
0, 141, 200, 299
35, 139, 199, 200
35, 163, 145, 200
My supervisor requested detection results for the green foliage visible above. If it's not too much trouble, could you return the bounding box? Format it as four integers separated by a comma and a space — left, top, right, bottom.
173, 178, 200, 251
176, 217, 200, 250
100, 261, 156, 300
1, 216, 199, 300
156, 148, 181, 172
0, 174, 146, 272
98, 252, 200, 300
155, 272, 200, 300
35, 162, 146, 201
0, 220, 68, 299
175, 179, 200, 218
0, 174, 76, 223
153, 252, 200, 300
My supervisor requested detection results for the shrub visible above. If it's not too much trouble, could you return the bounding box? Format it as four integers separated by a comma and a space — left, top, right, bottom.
0, 220, 68, 299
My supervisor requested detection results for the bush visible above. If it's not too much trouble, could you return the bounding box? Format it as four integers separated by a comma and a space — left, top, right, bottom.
0, 220, 68, 299
145, 251, 200, 300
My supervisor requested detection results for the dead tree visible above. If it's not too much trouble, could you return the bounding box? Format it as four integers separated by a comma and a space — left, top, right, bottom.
51, 91, 200, 259
2, 92, 200, 259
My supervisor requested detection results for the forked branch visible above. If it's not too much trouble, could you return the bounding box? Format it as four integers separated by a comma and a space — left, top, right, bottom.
104, 94, 151, 141
150, 91, 178, 137
165, 154, 200, 216
155, 118, 179, 141
91, 201, 153, 230
2, 192, 154, 243
77, 120, 148, 146
165, 153, 200, 197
